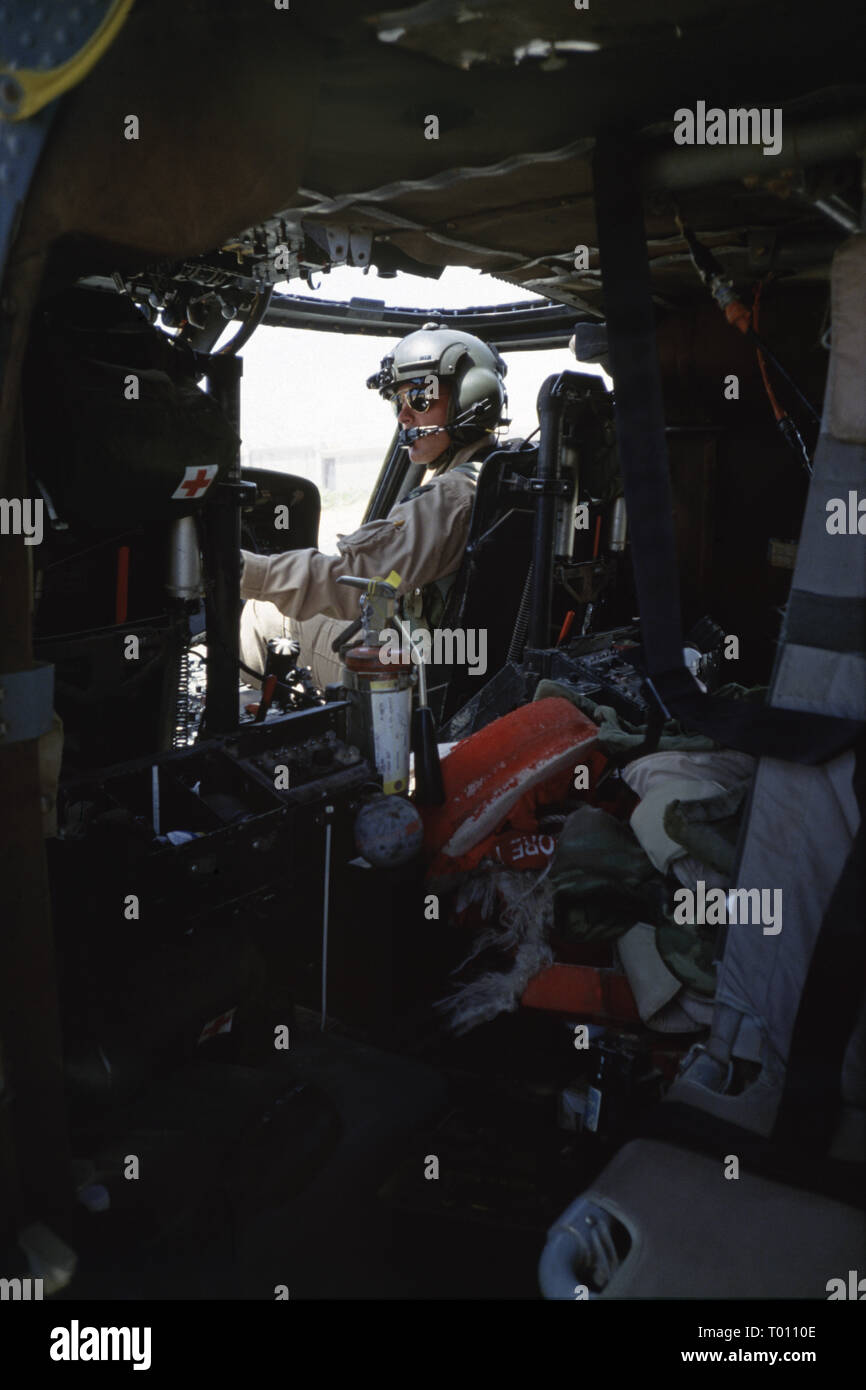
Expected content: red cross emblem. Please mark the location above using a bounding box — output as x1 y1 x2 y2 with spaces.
197 1006 237 1044
172 464 218 500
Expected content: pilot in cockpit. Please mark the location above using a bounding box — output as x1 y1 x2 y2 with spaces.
239 324 508 688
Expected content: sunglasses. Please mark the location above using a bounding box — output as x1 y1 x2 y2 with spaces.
389 380 439 416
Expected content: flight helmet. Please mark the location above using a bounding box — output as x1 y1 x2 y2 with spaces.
367 322 507 444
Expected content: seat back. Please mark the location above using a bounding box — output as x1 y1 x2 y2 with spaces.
425 441 539 723
241 467 321 554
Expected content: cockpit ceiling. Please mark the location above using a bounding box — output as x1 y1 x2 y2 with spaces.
19 0 866 315
293 140 862 315
225 0 866 315
362 0 841 71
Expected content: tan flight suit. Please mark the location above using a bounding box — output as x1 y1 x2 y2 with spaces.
239 442 486 688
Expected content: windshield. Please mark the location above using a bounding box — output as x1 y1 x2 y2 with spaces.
232 265 610 551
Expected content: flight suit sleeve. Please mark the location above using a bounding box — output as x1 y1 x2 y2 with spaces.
239 469 476 622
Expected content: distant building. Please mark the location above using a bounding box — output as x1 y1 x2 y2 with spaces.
242 443 383 496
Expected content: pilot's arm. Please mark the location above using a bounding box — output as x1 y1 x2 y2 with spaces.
240 467 475 622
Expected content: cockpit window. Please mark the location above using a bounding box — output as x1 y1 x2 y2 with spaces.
232 266 609 550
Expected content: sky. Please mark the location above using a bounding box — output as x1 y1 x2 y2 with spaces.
227 264 610 457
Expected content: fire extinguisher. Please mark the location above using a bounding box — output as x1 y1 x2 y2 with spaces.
336 574 412 795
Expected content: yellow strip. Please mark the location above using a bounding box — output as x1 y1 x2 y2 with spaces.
1 0 136 122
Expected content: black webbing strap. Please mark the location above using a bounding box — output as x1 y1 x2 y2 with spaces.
592 136 863 765
592 137 685 679
648 668 862 764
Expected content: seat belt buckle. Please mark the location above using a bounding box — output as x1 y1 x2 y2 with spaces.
642 665 705 722
641 675 673 722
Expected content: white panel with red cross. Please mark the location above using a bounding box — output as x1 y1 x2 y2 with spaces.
171 464 219 500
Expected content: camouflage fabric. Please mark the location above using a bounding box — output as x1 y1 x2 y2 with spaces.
663 778 752 877
550 803 716 995
550 805 666 944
